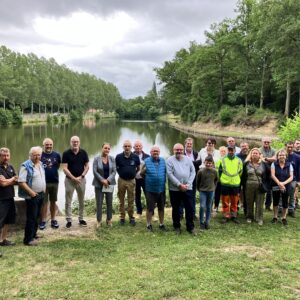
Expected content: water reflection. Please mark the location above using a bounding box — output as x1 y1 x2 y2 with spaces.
0 120 259 209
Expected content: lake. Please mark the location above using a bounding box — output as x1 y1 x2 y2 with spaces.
0 119 258 209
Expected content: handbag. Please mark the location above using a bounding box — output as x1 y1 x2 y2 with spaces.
254 167 268 193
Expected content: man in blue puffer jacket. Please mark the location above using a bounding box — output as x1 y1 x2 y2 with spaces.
141 146 166 232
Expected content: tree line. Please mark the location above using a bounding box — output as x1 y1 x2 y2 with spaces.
155 0 300 122
0 45 122 115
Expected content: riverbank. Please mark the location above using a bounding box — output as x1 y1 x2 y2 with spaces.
22 112 116 124
158 114 279 141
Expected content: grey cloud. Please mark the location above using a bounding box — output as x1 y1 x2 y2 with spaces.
0 0 237 97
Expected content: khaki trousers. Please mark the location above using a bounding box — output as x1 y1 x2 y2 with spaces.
65 177 86 222
118 177 135 220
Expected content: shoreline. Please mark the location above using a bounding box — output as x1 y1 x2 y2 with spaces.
159 115 279 142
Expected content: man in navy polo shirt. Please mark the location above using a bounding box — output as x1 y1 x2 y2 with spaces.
116 140 140 225
0 148 18 249
39 138 61 230
62 136 89 228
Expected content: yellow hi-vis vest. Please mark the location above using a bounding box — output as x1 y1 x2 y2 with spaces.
217 156 243 187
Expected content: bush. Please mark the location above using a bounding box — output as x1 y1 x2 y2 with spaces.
219 106 233 126
0 108 13 126
47 114 53 123
52 115 59 124
94 112 101 121
247 105 256 116
69 110 83 121
60 115 66 123
11 107 23 125
274 113 300 148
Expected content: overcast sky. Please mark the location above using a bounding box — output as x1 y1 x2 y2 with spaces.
0 0 237 98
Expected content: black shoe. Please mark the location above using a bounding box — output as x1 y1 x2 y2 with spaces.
119 219 125 225
271 217 278 224
231 217 240 224
159 224 167 231
129 218 136 226
147 224 153 232
221 218 230 224
205 223 210 230
79 220 87 227
282 218 288 226
188 229 197 236
51 220 59 229
66 221 72 228
175 228 181 235
0 239 15 246
200 223 205 230
24 240 38 246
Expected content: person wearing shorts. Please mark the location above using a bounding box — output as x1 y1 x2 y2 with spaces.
0 148 18 248
40 138 61 229
141 146 167 232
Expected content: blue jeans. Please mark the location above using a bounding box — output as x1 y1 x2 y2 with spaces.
199 191 214 225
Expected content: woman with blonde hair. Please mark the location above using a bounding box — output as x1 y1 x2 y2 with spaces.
242 148 269 225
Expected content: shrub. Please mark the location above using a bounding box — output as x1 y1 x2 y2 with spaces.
0 108 13 126
11 107 23 125
60 115 66 123
274 113 300 149
69 110 83 121
219 106 233 126
47 114 53 123
52 115 59 124
94 112 101 121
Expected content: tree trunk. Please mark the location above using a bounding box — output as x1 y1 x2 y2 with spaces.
38 104 41 115
31 101 34 115
259 60 266 109
3 98 6 110
219 56 224 106
284 79 291 117
245 75 248 115
299 85 300 115
51 102 53 114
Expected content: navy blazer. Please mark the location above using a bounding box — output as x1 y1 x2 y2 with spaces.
92 155 116 187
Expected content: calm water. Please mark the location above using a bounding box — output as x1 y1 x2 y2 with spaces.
0 119 258 209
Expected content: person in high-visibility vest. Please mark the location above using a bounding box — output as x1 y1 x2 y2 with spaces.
217 145 243 223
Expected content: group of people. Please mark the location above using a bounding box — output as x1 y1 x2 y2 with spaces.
0 135 299 252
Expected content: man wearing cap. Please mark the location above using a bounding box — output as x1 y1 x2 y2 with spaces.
260 137 276 211
217 145 243 223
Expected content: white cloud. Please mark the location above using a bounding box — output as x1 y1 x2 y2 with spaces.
30 11 138 62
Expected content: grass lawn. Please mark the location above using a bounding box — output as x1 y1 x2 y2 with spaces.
1 208 300 300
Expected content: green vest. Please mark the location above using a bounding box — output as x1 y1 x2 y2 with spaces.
217 156 243 187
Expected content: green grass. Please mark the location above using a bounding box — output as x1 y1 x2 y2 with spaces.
1 209 300 300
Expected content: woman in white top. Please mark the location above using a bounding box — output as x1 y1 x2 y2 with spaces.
198 137 220 169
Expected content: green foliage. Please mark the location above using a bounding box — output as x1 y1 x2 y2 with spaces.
155 0 300 119
46 114 52 123
274 113 300 148
69 110 83 122
0 45 122 114
219 106 233 126
94 112 101 121
11 107 23 125
60 115 66 123
0 108 13 126
52 115 59 124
